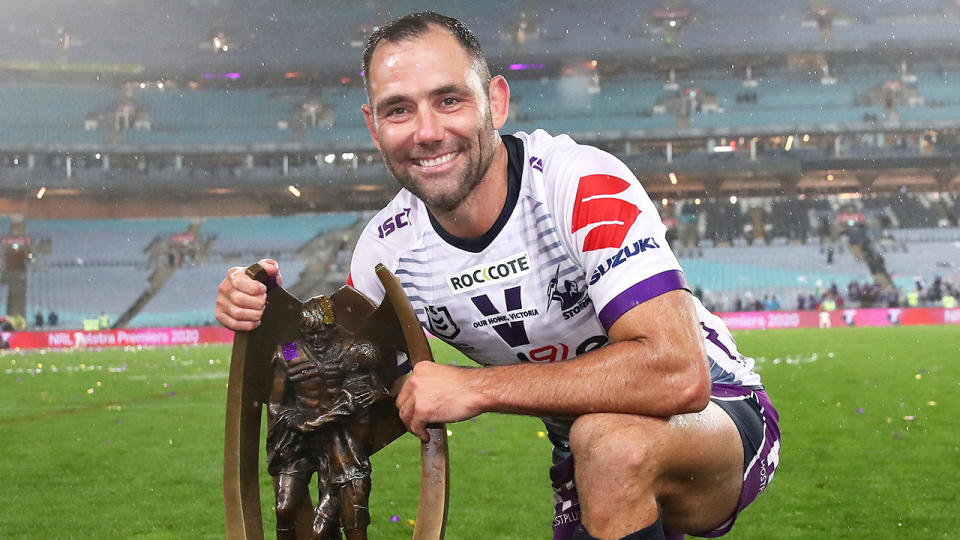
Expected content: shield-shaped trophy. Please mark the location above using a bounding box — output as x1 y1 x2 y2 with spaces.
224 263 449 539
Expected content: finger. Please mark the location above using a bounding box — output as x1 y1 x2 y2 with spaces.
217 299 264 325
225 288 266 311
226 269 268 296
258 259 280 276
215 311 260 332
409 417 430 443
395 396 408 420
257 259 283 286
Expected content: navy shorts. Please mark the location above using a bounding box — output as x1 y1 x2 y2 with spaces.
550 383 780 539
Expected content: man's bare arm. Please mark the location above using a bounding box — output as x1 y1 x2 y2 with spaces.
396 289 711 441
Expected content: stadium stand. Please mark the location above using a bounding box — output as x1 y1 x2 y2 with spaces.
201 213 359 259
681 242 872 310
1 0 960 329
26 265 152 329
25 218 190 267
881 227 960 291
126 258 307 328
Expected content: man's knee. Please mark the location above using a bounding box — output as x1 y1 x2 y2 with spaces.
569 413 659 480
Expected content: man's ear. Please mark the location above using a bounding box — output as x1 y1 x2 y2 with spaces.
362 104 381 151
488 75 510 130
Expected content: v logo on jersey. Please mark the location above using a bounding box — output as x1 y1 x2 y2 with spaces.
471 286 532 348
571 174 641 252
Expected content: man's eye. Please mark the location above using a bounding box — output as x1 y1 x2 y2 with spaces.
388 107 407 116
442 97 459 106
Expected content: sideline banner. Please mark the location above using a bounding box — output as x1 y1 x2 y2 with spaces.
719 307 960 331
1 326 234 350
1 307 959 349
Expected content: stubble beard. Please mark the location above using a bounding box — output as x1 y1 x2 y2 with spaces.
383 116 497 214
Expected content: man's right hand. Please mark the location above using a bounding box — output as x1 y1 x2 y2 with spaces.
215 258 282 331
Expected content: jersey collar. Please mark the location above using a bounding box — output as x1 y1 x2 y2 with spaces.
426 134 523 253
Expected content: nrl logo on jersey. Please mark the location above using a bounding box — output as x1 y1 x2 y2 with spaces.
546 266 592 320
446 251 532 294
425 305 460 339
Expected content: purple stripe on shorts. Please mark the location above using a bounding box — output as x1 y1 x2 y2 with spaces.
597 269 689 330
701 387 781 538
281 341 298 362
550 455 581 540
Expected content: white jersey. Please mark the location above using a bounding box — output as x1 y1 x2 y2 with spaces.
347 130 762 450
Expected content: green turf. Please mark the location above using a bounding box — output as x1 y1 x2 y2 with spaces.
0 325 957 538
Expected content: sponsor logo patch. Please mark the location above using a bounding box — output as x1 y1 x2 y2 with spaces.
588 237 661 285
571 174 641 252
447 251 532 294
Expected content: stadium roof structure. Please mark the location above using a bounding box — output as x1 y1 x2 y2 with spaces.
2 0 959 80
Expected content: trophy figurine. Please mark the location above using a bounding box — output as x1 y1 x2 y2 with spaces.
223 264 448 540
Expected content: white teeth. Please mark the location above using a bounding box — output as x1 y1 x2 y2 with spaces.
417 152 455 167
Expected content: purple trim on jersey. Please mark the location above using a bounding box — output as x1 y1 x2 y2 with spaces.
281 341 298 362
596 269 689 330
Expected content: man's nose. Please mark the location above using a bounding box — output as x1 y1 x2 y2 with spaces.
413 108 443 144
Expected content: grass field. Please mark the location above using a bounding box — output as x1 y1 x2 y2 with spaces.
1 325 958 539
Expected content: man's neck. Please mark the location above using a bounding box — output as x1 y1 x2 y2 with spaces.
428 140 509 239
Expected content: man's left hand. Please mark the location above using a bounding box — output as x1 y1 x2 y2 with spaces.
395 362 486 442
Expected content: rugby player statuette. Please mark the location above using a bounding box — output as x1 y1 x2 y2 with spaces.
224 263 449 539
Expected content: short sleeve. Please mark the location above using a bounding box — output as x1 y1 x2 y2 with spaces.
547 144 687 331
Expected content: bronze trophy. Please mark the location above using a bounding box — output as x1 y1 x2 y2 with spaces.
224 263 449 539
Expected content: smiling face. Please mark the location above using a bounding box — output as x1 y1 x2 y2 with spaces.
362 26 508 214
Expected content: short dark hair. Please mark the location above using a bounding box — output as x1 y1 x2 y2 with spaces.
362 11 490 94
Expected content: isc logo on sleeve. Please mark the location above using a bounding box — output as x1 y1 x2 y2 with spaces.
446 251 532 294
571 174 641 252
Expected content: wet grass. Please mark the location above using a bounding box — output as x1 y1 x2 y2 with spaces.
0 325 957 538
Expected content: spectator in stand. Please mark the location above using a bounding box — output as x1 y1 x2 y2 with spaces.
942 283 958 309
847 280 861 303
34 310 44 328
797 293 806 311
821 292 837 312
906 288 920 307
808 293 818 310
47 311 59 327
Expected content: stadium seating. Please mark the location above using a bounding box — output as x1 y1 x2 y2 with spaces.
0 84 116 128
768 199 814 241
127 258 306 328
25 265 153 329
882 227 960 291
680 243 872 310
26 218 190 266
200 213 359 258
